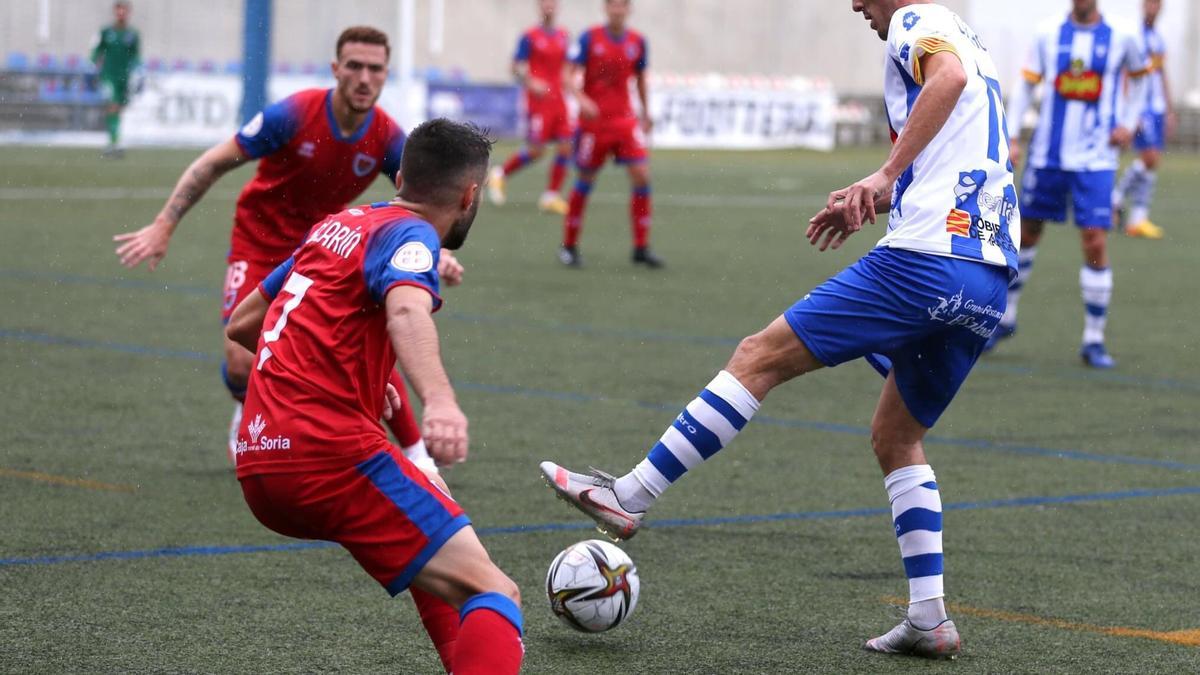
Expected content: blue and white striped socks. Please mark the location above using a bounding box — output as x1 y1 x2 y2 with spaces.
1000 246 1037 329
1080 265 1112 346
615 371 760 512
885 464 947 628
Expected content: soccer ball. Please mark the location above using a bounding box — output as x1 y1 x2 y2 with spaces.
545 539 640 633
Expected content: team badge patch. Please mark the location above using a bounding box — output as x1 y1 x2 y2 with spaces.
240 112 263 137
353 152 378 177
390 242 434 273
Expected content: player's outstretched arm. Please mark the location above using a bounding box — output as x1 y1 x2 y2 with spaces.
225 287 271 353
113 138 249 270
385 285 468 466
826 50 967 229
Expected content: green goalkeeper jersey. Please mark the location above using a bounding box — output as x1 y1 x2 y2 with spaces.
91 25 141 81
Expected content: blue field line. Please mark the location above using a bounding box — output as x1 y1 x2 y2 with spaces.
3 266 1198 394
0 328 213 362
0 269 214 297
2 485 1198 568
4 327 1200 474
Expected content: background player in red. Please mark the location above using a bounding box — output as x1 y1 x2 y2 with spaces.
487 0 573 216
112 27 443 465
560 0 661 268
226 119 522 675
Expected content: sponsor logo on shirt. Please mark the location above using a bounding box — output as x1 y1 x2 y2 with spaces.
236 413 292 455
1055 59 1102 102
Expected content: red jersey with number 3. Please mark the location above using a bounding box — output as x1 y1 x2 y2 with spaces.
235 202 443 478
572 25 647 131
232 89 407 263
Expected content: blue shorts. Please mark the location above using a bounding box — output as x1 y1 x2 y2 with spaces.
784 248 1009 428
1134 112 1166 152
1019 167 1114 228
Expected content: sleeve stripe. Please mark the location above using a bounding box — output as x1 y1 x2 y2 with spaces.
911 37 960 86
1021 69 1043 84
383 280 443 312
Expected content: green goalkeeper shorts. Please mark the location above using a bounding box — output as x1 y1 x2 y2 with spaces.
99 76 130 106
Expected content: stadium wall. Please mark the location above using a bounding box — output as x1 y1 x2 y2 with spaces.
7 0 1197 100
5 0 972 96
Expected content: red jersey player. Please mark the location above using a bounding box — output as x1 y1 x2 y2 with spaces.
113 27 445 465
487 0 573 216
225 120 522 675
560 0 662 268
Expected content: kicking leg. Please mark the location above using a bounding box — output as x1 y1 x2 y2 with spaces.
541 316 822 538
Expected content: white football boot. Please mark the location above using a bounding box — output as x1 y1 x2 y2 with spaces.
540 461 645 541
864 618 961 659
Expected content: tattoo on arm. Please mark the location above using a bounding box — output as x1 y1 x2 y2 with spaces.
160 150 243 227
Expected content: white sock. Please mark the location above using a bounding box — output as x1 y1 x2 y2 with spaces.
1080 266 1112 346
1002 246 1037 327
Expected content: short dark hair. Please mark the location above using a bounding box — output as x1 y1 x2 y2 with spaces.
399 119 494 205
336 26 390 59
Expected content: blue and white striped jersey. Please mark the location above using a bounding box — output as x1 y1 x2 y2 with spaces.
1021 15 1151 171
1141 24 1167 115
881 3 1020 276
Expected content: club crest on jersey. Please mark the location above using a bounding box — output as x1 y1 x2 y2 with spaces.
902 11 921 30
391 242 434 273
1055 59 1102 102
297 141 316 158
353 152 378 177
625 42 639 59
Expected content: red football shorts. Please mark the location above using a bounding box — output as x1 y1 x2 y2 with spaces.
527 100 572 145
221 257 278 323
574 121 648 171
239 448 470 595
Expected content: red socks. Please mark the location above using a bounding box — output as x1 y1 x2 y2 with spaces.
384 371 421 448
453 593 524 675
563 179 593 248
548 153 569 192
501 149 532 177
631 186 652 248
410 587 459 673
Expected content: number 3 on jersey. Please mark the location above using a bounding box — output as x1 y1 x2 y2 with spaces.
256 272 313 371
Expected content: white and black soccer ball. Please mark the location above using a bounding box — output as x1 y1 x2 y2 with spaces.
546 539 640 633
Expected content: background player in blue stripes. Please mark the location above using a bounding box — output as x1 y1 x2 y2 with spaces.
543 0 1022 659
1112 0 1173 240
991 0 1151 368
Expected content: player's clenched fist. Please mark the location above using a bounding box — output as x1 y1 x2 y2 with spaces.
422 398 468 466
113 220 172 270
